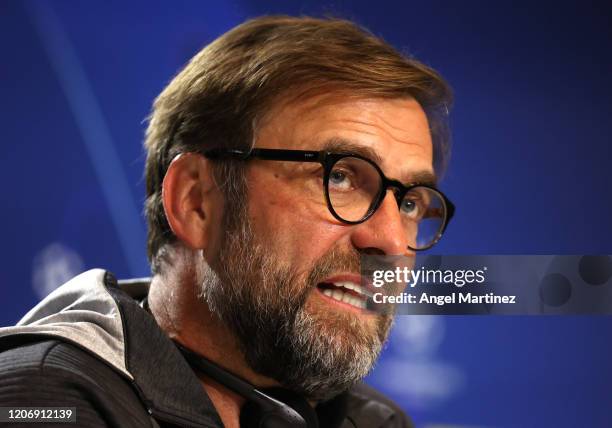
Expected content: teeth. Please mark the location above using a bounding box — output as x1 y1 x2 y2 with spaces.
321 286 366 310
332 281 366 296
340 281 355 291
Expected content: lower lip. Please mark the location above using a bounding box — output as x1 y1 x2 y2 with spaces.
314 287 370 314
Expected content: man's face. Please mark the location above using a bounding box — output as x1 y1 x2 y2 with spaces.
201 94 433 401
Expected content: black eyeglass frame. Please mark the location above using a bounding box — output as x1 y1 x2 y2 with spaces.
203 148 455 250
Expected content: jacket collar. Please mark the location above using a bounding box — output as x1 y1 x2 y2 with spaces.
104 272 224 427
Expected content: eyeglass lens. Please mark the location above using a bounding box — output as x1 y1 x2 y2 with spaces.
326 156 447 250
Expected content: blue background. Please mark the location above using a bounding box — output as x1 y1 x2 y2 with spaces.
2 1 611 427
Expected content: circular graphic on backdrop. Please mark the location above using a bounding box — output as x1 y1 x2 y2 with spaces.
578 255 612 286
32 242 84 299
539 273 572 307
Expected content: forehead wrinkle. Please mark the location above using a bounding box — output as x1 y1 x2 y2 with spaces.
269 94 431 151
372 103 430 135
334 117 430 152
339 114 434 183
281 94 429 144
321 117 432 179
262 95 434 183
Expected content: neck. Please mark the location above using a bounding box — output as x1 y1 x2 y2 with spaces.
147 269 279 428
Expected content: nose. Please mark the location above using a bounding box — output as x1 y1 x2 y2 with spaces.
350 190 411 256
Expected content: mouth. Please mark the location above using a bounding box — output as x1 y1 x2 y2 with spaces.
315 277 373 311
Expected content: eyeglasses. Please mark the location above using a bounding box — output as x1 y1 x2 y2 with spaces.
203 148 455 251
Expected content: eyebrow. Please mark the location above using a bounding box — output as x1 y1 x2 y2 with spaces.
320 137 438 187
404 170 438 187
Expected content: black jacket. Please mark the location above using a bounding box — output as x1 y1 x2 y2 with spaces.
0 270 413 427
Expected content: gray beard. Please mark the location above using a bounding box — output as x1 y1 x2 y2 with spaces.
198 206 393 402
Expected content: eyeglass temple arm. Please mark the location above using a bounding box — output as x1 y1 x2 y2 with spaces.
203 148 323 162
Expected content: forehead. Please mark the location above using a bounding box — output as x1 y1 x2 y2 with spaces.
255 93 434 183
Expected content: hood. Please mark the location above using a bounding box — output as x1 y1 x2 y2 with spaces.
0 269 131 380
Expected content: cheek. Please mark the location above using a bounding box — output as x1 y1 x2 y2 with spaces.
247 171 349 270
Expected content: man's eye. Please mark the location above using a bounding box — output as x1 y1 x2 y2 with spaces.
400 198 421 219
329 169 354 191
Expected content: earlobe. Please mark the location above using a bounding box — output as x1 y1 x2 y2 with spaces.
162 153 213 250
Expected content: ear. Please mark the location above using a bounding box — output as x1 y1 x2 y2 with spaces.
162 153 216 250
